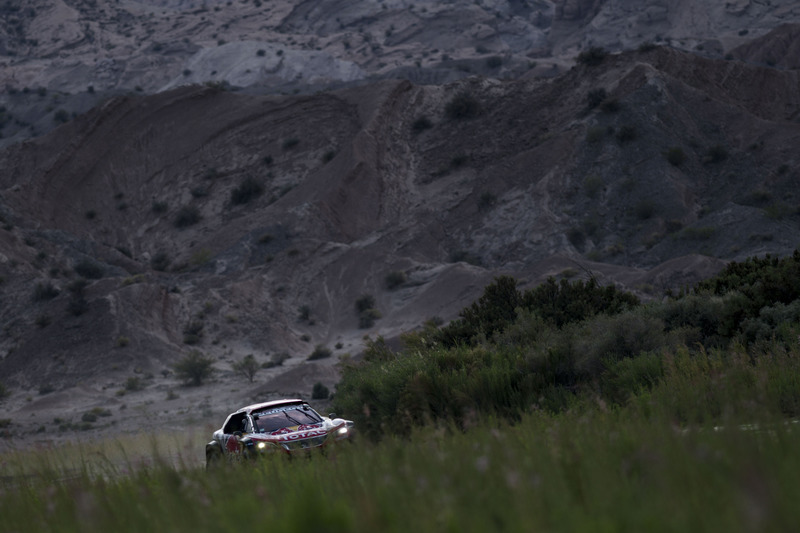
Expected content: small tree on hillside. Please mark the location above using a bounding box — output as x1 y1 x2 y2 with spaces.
232 354 259 382
174 350 215 386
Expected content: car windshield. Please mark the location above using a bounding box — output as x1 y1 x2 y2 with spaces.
252 405 322 433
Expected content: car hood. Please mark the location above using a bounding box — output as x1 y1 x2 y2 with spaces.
248 418 351 443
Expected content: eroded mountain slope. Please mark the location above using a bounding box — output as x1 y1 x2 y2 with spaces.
1 46 798 400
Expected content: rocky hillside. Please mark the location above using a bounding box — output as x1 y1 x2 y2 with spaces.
2 42 800 390
2 0 800 147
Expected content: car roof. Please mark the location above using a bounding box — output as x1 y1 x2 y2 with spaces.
234 398 305 415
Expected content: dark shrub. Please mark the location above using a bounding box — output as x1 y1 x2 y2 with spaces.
567 227 585 247
73 259 103 279
706 144 728 163
359 308 382 329
174 205 200 228
665 147 686 166
312 382 330 400
183 320 204 345
33 282 59 301
384 271 407 290
600 99 620 113
616 125 636 143
262 352 290 368
602 351 664 404
298 304 311 321
67 279 88 297
450 154 469 168
576 47 607 66
412 116 432 133
633 199 656 220
230 177 264 205
53 109 69 123
124 376 144 392
151 251 170 271
282 138 300 150
438 276 521 346
521 277 639 329
486 56 502 69
586 88 606 109
308 345 332 361
445 92 481 119
67 296 89 316
478 192 497 209
355 294 376 313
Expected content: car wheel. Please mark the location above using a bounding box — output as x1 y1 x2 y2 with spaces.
206 448 223 470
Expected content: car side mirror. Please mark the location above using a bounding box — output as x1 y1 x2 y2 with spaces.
328 413 337 419
233 431 243 438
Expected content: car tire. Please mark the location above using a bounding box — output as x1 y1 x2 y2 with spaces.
206 447 223 470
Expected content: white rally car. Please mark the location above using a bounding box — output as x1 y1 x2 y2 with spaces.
205 399 354 467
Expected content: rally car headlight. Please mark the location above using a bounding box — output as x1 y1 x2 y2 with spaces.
257 442 267 450
337 427 349 436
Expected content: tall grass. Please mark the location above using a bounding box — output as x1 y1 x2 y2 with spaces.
2 395 799 532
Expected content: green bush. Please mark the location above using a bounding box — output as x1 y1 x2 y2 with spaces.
601 351 664 404
173 350 215 386
438 276 521 346
333 249 800 440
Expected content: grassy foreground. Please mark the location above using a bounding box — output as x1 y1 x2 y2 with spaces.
1 400 799 533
